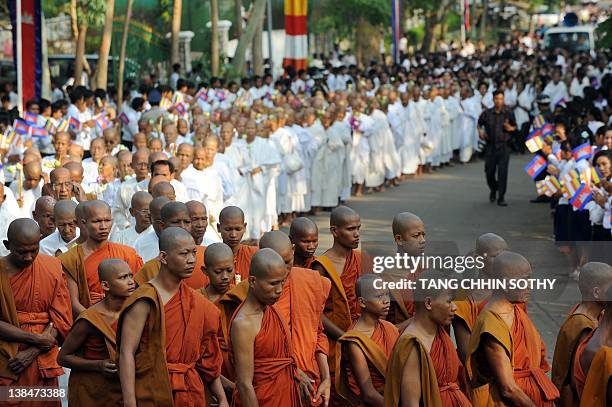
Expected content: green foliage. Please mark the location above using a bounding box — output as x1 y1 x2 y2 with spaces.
596 16 612 49
77 0 106 27
160 0 172 25
310 0 390 34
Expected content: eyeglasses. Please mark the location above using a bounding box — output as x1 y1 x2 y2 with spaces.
52 182 72 189
133 208 150 216
133 162 148 168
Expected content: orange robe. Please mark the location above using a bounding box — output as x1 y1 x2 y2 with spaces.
60 242 143 307
453 293 489 333
336 319 399 405
314 250 364 376
551 309 597 406
382 270 420 325
233 244 257 281
134 246 208 289
579 346 612 407
0 254 73 407
274 267 331 395
467 305 559 406
384 334 443 407
430 328 471 406
229 303 301 406
117 281 222 407
572 329 595 398
67 308 122 406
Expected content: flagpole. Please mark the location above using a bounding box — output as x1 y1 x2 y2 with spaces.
460 0 466 45
16 0 23 115
266 0 273 78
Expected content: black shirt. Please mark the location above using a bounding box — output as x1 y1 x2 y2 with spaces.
478 107 517 150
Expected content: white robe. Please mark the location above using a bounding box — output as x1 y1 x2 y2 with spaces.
293 124 319 212
415 98 432 164
133 226 158 263
339 119 353 201
181 165 225 224
428 97 450 166
9 179 42 219
350 114 370 185
40 228 79 256
110 224 146 248
515 86 535 129
400 102 425 174
308 120 329 205
446 95 463 152
460 95 482 163
233 137 281 239
317 121 346 207
112 177 148 231
270 127 307 214
543 81 569 110
0 189 21 256
360 114 385 187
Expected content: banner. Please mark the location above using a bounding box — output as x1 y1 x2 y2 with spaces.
9 0 43 105
391 0 401 64
283 0 308 72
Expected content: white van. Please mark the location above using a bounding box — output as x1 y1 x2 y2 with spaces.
543 25 598 52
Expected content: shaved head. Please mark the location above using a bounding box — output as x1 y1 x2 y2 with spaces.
161 201 189 223
131 190 153 209
475 233 508 256
219 206 245 223
259 231 292 253
63 161 84 181
150 196 171 216
355 273 384 299
151 181 175 200
23 161 42 178
413 269 454 306
330 205 359 227
186 200 207 215
204 242 234 269
391 212 423 236
289 217 318 239
7 218 41 243
249 248 287 278
159 226 194 253
491 251 531 280
82 200 111 218
49 167 70 183
98 258 130 283
54 199 77 219
578 262 612 301
34 195 56 213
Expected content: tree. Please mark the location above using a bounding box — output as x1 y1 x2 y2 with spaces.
252 12 263 76
93 0 115 89
234 0 242 39
117 0 133 105
210 0 220 76
170 0 182 66
73 0 106 87
230 0 266 78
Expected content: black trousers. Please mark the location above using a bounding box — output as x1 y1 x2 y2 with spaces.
484 148 510 200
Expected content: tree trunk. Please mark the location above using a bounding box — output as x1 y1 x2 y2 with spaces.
230 0 266 79
234 0 242 39
94 0 114 90
421 11 435 55
252 14 263 76
74 23 88 86
70 0 78 41
117 0 132 106
480 0 488 40
170 0 182 65
471 0 477 39
211 0 220 76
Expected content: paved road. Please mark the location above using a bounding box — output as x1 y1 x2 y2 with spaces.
305 153 580 354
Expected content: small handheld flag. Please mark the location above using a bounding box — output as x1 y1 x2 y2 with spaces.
174 103 186 116
95 115 110 131
590 166 603 185
572 142 592 161
524 155 547 179
570 183 593 211
14 119 31 135
561 169 581 198
44 120 56 135
56 119 69 133
23 112 39 125
30 126 49 138
544 175 561 195
69 117 81 131
0 128 16 149
118 112 129 126
525 132 544 153
532 115 546 130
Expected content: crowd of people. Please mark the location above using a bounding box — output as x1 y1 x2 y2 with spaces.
0 37 610 406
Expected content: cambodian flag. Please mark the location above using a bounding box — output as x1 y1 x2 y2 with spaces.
30 126 48 138
541 123 554 142
524 155 547 179
95 115 110 130
572 142 592 161
69 117 81 131
525 130 544 153
14 119 31 135
174 103 186 116
118 112 129 126
570 183 593 211
24 112 39 125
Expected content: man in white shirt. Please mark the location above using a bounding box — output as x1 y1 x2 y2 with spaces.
150 158 189 202
10 161 43 218
542 69 570 110
39 200 79 256
112 148 150 229
133 196 169 262
111 191 153 247
0 184 20 256
170 63 181 90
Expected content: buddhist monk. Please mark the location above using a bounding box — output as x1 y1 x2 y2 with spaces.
0 219 72 406
217 206 257 282
453 233 508 363
289 216 319 269
384 269 470 407
336 274 399 406
230 248 300 406
312 205 364 382
118 227 227 407
186 200 209 246
467 251 559 406
39 199 78 257
74 201 88 244
135 201 207 289
384 212 427 330
577 285 612 407
552 262 612 406
150 180 176 201
57 259 136 406
63 161 85 185
32 195 56 238
47 167 86 202
259 230 332 406
60 200 143 316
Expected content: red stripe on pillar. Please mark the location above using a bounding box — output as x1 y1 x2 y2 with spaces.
284 15 307 36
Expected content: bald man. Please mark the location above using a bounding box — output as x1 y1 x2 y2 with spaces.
289 217 319 269
68 143 84 162
312 206 365 383
32 195 57 238
40 199 79 256
176 143 194 175
181 145 225 226
206 135 241 206
453 233 508 363
151 181 176 201
133 196 170 263
60 200 143 316
217 206 258 282
230 249 300 406
135 201 208 289
110 191 153 247
467 252 559 406
82 137 106 187
0 219 72 401
41 131 70 176
112 148 150 230
10 160 43 218
186 200 211 246
58 259 135 406
118 227 227 407
46 167 86 202
555 262 612 404
63 161 85 185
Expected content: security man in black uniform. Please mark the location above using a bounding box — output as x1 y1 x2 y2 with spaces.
478 90 517 207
